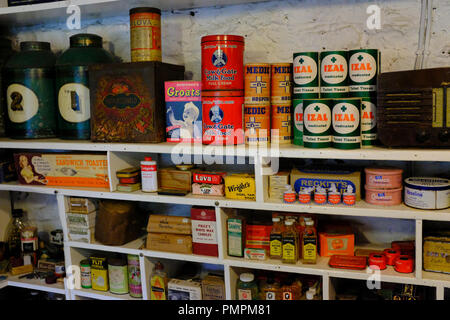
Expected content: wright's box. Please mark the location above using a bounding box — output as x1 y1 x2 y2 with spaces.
14 153 109 188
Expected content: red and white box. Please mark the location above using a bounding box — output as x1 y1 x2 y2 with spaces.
193 172 226 185
190 207 218 257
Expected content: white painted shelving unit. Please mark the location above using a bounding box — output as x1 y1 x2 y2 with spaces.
0 0 449 301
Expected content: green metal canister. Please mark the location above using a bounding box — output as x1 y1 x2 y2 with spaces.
360 96 378 146
348 49 380 97
293 99 304 146
332 98 361 149
293 52 319 99
0 38 15 137
56 34 114 140
302 99 333 148
320 51 349 98
4 41 57 139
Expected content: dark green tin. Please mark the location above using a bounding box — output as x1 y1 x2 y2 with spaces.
332 98 361 149
4 41 57 139
360 96 378 146
293 52 319 99
56 33 114 140
348 49 380 97
0 38 15 137
320 50 349 98
302 98 333 148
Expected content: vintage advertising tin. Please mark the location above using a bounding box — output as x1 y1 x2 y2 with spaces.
365 167 403 189
165 81 202 143
201 35 244 91
348 49 379 97
56 33 114 140
201 91 244 145
90 255 109 292
332 98 361 149
360 96 378 146
4 41 57 139
108 258 129 295
89 61 185 143
404 177 450 210
293 52 319 99
129 7 162 62
320 51 349 98
0 38 15 137
302 99 333 148
80 259 92 289
293 99 304 146
271 104 292 145
244 63 270 105
271 63 292 104
244 104 270 145
127 254 142 298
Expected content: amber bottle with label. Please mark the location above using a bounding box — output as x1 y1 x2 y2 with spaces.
261 275 281 300
282 220 298 264
281 278 302 300
269 217 283 259
302 220 317 264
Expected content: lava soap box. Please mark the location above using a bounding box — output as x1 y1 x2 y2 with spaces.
165 81 202 143
291 167 361 200
14 153 109 188
224 174 256 201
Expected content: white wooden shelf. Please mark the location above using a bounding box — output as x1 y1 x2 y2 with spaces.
0 0 271 27
72 287 140 300
67 237 145 256
4 274 66 295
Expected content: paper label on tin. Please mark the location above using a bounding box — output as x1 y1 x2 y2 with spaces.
192 220 217 244
321 54 348 84
350 85 376 92
7 84 39 123
333 136 361 143
362 133 377 140
304 135 332 143
294 87 320 94
321 86 349 93
294 101 303 133
405 186 450 209
303 103 331 134
349 52 377 83
238 289 252 300
293 55 318 85
361 100 377 132
58 83 90 123
333 102 360 134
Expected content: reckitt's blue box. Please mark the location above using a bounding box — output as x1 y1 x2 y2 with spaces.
165 81 202 143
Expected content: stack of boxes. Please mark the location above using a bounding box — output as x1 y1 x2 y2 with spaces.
67 197 97 243
268 171 290 200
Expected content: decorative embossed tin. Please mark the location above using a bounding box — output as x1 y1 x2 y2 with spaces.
4 41 57 139
56 34 114 140
89 61 184 143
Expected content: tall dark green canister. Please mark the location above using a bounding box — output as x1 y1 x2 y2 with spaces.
4 41 57 139
56 34 114 140
0 38 15 137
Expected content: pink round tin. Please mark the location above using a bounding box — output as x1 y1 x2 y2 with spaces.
364 185 403 206
365 167 403 189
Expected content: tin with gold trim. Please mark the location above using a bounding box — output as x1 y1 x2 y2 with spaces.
129 7 162 62
348 49 380 97
271 63 292 105
302 99 332 148
293 52 319 99
360 96 378 146
332 98 361 149
271 104 292 145
320 51 348 98
244 63 270 106
244 104 270 145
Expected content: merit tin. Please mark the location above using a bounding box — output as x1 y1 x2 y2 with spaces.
201 35 244 91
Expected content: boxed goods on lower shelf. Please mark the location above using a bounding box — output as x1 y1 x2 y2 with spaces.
68 226 95 243
13 153 109 188
168 279 202 300
147 214 192 235
67 211 96 228
146 233 193 254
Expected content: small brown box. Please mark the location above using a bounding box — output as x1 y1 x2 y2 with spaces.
146 233 193 254
158 167 193 192
89 61 185 143
147 215 192 235
201 275 225 300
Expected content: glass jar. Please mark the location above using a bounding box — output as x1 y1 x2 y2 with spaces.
236 273 259 300
4 41 57 139
55 33 114 140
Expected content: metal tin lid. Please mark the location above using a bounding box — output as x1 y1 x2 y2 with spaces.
201 35 245 43
239 273 254 282
404 177 450 191
80 259 90 266
108 258 127 267
365 167 403 175
70 33 103 48
129 7 161 15
20 41 51 51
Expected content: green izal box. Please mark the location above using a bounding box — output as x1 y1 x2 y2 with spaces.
302 98 333 148
332 98 361 149
320 50 349 99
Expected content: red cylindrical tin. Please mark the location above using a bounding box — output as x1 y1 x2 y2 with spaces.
201 35 245 91
202 91 244 145
368 253 387 270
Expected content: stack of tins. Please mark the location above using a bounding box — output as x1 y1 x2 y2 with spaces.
271 63 293 145
244 64 270 144
201 35 245 145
